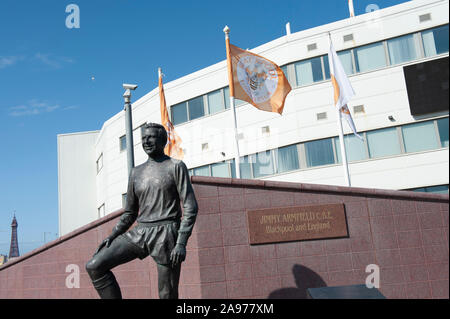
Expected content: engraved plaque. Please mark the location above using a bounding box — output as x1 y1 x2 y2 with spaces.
247 204 349 245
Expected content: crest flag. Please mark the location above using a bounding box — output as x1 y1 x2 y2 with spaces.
159 69 184 160
226 42 291 114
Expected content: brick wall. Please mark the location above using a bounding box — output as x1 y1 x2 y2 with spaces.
0 177 448 299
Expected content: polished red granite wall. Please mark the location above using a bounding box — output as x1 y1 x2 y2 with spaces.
0 177 448 299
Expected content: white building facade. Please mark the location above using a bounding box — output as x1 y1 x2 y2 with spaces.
58 0 449 236
57 131 99 235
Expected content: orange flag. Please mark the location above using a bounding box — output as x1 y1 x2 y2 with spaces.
226 40 291 114
159 69 184 160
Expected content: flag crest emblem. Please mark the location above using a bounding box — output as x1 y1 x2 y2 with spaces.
237 55 278 103
228 43 291 114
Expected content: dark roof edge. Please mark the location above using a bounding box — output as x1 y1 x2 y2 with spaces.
191 176 449 202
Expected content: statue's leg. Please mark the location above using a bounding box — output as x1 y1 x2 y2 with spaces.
85 236 142 299
156 263 181 299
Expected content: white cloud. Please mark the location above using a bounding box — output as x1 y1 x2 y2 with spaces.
0 56 22 69
62 105 79 111
0 54 74 70
34 53 75 68
8 100 78 117
8 100 61 117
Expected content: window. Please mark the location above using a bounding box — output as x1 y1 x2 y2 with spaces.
437 118 449 147
188 118 448 181
188 96 205 121
224 86 246 107
387 34 418 65
239 155 253 179
281 64 295 87
355 42 387 72
276 144 300 173
367 127 401 158
402 121 439 153
207 89 225 115
229 159 237 179
338 50 355 75
411 185 449 194
168 86 248 126
96 153 103 173
211 162 230 178
335 135 367 163
193 165 210 177
171 102 188 125
305 138 335 167
224 87 230 109
422 25 449 57
424 185 448 194
119 135 126 152
425 185 448 194
295 56 324 86
171 96 207 124
252 151 275 177
281 65 288 77
323 55 331 79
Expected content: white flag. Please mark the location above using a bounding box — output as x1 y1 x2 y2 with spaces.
328 41 363 140
348 0 355 17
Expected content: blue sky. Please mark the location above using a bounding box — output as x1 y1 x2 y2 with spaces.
0 0 409 256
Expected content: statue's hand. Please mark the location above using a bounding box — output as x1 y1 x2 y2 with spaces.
93 235 116 256
170 243 186 268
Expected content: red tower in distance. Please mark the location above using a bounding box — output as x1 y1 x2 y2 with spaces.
9 215 19 259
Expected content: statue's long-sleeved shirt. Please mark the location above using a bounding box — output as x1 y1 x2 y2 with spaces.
113 155 198 246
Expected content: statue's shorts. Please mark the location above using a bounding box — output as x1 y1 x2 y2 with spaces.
119 219 180 266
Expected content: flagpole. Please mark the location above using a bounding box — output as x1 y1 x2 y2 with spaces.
336 106 351 187
158 67 168 155
348 0 355 18
328 33 351 187
224 25 241 179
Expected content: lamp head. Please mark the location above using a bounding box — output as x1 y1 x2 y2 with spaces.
123 83 138 90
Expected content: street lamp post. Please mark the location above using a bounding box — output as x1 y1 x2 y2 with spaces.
123 84 138 176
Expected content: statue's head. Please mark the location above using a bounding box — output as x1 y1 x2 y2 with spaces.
142 123 168 158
